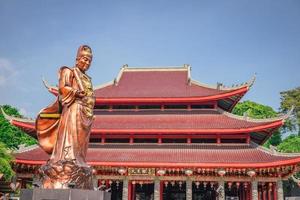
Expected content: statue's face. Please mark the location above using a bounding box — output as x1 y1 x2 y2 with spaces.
76 56 92 72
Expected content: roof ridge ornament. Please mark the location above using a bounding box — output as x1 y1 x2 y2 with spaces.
184 64 192 86
218 107 293 123
0 106 34 123
114 64 128 86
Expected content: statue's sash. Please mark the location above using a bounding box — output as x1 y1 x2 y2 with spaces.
35 98 61 154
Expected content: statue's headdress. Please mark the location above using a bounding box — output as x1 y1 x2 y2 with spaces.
76 45 92 60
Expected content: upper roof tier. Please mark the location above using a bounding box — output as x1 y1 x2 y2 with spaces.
44 65 255 111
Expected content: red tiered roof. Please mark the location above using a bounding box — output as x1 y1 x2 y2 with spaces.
15 143 300 168
44 66 254 111
7 109 287 144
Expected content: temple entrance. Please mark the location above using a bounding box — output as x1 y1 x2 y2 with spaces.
134 182 154 200
111 181 123 200
192 182 217 200
163 181 186 200
97 180 123 200
225 182 251 200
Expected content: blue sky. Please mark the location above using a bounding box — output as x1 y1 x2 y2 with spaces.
0 0 299 118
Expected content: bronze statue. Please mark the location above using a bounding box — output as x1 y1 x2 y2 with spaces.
36 45 95 189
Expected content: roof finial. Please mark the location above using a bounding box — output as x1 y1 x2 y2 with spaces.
184 64 192 85
114 65 128 86
243 112 248 120
217 82 223 90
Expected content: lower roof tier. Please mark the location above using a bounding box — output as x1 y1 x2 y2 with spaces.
7 109 288 144
15 143 300 169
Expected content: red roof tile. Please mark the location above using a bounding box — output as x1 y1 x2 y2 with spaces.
92 110 282 131
94 69 247 99
10 109 284 144
15 144 300 168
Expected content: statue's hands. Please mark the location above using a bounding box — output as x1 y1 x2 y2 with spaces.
76 90 86 98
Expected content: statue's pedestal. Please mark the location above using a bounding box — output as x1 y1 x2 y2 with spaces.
20 188 111 200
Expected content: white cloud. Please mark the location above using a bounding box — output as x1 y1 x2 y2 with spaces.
0 58 18 86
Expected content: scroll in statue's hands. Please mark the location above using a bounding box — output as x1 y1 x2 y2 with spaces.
76 90 86 98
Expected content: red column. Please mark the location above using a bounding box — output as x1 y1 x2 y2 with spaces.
258 184 261 200
129 136 134 144
158 137 162 144
262 183 266 200
268 183 272 200
273 183 277 200
131 182 136 200
160 181 164 200
217 135 221 144
246 134 250 143
128 181 132 200
187 137 191 144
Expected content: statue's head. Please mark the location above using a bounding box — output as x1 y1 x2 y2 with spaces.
76 45 93 72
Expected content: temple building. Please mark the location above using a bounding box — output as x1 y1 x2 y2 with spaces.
4 65 300 200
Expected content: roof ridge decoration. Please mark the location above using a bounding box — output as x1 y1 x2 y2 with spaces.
251 141 300 157
217 106 293 123
113 64 190 86
0 107 35 123
191 74 256 91
15 144 39 153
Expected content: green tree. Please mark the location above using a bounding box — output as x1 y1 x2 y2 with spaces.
277 135 300 195
0 105 37 149
280 87 300 135
232 100 282 146
277 135 300 153
0 142 14 181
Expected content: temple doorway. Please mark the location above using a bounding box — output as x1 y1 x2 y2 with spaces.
134 182 154 200
192 182 217 200
163 181 186 200
111 181 123 200
225 182 251 200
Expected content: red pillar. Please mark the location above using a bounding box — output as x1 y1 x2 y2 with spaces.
268 183 272 200
273 183 277 200
158 137 162 144
101 135 105 144
187 137 191 144
132 182 136 200
258 185 261 200
160 181 164 200
262 183 266 200
129 136 134 144
128 181 132 200
217 135 221 144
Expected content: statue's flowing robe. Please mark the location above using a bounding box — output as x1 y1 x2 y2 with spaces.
49 66 95 166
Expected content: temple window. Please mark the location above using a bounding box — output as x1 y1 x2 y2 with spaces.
138 105 161 110
190 104 214 109
221 138 247 143
112 105 136 109
164 105 188 109
105 138 130 143
162 138 187 143
191 138 217 143
134 138 158 143
89 137 102 143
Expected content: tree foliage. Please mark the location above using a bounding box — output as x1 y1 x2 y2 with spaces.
0 105 37 149
232 100 281 146
277 135 300 153
280 87 300 135
0 142 14 181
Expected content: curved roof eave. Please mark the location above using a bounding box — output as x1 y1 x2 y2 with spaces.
190 74 256 91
